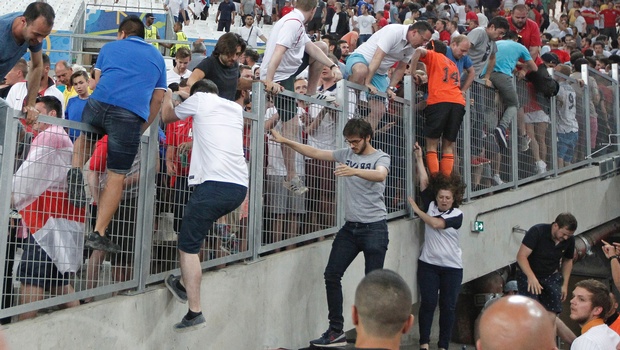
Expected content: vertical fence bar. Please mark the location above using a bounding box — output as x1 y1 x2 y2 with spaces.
581 64 592 160
613 64 620 153
249 81 266 261
136 121 159 291
462 89 472 202
549 94 558 177
0 107 18 313
335 82 348 228
404 77 415 215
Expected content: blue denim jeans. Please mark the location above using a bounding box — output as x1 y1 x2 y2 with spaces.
178 181 247 254
81 98 144 174
417 259 463 349
324 220 389 332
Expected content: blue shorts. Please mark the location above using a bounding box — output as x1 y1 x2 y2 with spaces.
557 131 577 162
178 181 247 254
345 53 389 93
516 270 564 313
19 235 71 291
81 98 144 174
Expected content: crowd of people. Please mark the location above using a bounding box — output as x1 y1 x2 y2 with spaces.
1 0 620 348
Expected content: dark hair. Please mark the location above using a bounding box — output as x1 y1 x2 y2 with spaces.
593 40 605 49
583 48 594 57
41 53 50 67
244 48 260 63
489 16 510 31
428 173 466 208
179 78 189 87
168 82 179 91
175 47 191 59
190 79 219 95
23 2 55 27
118 16 145 38
409 20 433 35
70 70 89 85
504 30 519 41
14 58 29 78
554 212 577 231
213 32 247 58
426 40 447 54
343 118 373 140
575 279 611 320
542 32 553 41
35 95 62 117
355 269 412 338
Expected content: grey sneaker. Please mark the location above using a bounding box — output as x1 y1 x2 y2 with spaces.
309 328 346 347
84 231 121 254
220 233 239 255
173 314 206 333
67 167 87 208
165 274 187 303
518 134 531 152
284 176 308 196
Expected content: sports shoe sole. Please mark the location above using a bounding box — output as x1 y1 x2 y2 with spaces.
84 235 121 254
173 315 206 333
165 275 188 304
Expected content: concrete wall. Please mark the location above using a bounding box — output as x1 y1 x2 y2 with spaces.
3 166 619 349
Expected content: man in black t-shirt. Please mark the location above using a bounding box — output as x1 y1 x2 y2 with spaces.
516 212 578 344
187 33 248 101
216 0 237 32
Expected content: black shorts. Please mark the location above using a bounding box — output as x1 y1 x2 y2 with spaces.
19 235 71 291
307 17 322 32
423 102 465 142
273 52 310 123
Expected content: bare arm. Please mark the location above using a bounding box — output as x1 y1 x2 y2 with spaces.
305 107 331 135
259 34 268 43
525 59 539 72
517 244 543 295
24 50 44 124
409 48 428 86
408 198 448 229
187 67 206 87
264 44 287 91
602 241 620 291
414 142 429 191
269 128 335 161
334 163 388 182
304 41 343 80
162 89 181 124
529 46 540 60
560 258 573 301
461 66 476 92
365 47 389 91
143 89 165 132
388 61 408 89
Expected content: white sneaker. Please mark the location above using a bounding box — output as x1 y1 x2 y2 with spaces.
519 134 531 152
283 176 308 196
535 160 547 174
492 174 504 186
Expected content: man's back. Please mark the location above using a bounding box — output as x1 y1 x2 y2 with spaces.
91 36 166 120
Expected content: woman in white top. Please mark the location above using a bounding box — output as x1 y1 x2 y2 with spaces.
408 142 466 350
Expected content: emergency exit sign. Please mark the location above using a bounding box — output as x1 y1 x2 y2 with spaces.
471 221 484 232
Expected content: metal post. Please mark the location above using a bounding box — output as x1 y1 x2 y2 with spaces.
549 94 558 176
462 88 472 201
612 64 620 153
403 77 415 216
582 64 591 160
249 81 266 261
136 120 159 291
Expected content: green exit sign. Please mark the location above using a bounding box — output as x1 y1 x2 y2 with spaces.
471 221 484 232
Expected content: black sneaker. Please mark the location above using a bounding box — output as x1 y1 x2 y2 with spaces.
165 274 187 303
309 329 346 347
173 314 206 333
67 167 87 208
494 126 508 150
84 231 121 254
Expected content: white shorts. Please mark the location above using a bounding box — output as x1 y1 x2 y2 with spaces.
525 109 550 124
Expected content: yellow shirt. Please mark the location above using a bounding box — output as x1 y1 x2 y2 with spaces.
170 31 191 57
145 25 159 49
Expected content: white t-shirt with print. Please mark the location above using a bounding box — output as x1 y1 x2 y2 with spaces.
356 14 376 35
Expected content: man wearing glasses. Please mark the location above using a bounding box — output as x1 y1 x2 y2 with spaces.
269 118 390 348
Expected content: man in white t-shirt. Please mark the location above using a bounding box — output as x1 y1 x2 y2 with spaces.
6 53 65 117
260 0 343 196
355 4 376 44
346 21 433 132
167 47 193 86
569 279 620 350
162 79 248 333
237 14 268 48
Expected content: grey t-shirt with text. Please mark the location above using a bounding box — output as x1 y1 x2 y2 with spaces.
332 147 390 223
466 26 497 77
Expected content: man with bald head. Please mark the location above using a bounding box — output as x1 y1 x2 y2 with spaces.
352 269 414 350
477 295 558 350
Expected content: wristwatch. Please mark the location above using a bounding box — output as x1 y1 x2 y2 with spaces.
610 255 620 262
388 86 397 92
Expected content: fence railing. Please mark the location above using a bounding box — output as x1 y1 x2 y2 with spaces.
0 62 618 321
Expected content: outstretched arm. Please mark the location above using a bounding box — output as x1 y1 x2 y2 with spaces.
269 128 335 162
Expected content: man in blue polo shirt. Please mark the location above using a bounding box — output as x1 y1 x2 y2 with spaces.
445 35 475 93
67 16 167 253
0 2 55 124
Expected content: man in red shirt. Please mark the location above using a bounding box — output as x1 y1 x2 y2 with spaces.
436 19 451 43
599 2 620 41
580 0 598 27
549 38 571 63
279 0 294 18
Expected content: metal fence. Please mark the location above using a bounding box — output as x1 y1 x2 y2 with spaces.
0 64 618 321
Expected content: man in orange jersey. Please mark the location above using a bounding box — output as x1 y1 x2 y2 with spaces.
411 40 465 176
